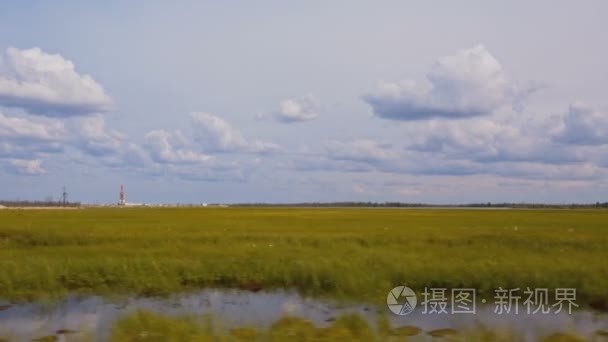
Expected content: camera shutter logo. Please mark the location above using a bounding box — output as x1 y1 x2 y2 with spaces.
387 286 417 315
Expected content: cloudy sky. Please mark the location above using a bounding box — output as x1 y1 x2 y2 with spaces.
1 1 607 204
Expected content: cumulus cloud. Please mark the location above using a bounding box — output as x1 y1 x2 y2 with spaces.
139 112 281 182
70 115 130 157
275 96 319 123
363 45 532 120
0 114 147 172
404 118 574 164
63 115 150 170
0 111 64 142
0 47 112 116
145 129 212 164
190 112 279 153
0 110 145 172
6 158 46 175
0 111 65 160
290 108 605 182
409 119 514 153
553 104 608 145
297 139 486 176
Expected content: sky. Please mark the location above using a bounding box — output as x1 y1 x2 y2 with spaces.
0 1 607 204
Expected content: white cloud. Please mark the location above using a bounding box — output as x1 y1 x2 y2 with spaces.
7 158 46 175
145 129 212 164
0 111 64 141
405 118 556 163
190 112 279 153
553 104 608 145
363 45 533 120
142 131 263 182
62 115 148 169
291 112 605 182
0 44 605 197
409 119 513 155
0 47 112 116
0 111 65 160
141 113 280 182
275 96 319 123
71 115 128 157
0 107 145 174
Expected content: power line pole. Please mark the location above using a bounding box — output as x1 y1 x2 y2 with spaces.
62 186 68 206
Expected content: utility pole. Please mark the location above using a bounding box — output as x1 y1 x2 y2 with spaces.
62 186 68 206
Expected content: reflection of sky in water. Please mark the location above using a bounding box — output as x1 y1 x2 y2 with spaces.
0 290 607 341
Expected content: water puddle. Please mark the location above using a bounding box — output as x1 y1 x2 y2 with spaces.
0 290 607 341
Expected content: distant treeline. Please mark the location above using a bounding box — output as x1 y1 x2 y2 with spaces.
1 200 607 209
232 201 608 209
0 200 81 207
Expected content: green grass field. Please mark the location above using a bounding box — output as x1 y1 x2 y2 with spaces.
0 207 607 309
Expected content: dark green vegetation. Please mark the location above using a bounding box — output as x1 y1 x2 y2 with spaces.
0 208 607 308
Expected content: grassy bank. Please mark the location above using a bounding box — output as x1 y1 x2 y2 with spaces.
0 207 606 308
107 310 593 342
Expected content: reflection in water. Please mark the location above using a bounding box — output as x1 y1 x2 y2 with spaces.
0 290 607 341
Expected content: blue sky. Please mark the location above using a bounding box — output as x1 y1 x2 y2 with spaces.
1 1 607 204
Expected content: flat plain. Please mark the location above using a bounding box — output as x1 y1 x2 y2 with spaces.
1 207 606 310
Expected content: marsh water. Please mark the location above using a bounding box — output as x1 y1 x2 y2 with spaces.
0 290 607 341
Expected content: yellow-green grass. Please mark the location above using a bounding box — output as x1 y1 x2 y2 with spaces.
111 311 380 342
108 310 588 342
0 207 606 308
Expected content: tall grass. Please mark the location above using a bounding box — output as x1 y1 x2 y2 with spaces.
0 208 606 308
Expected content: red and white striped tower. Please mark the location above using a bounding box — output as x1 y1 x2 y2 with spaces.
119 185 125 206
